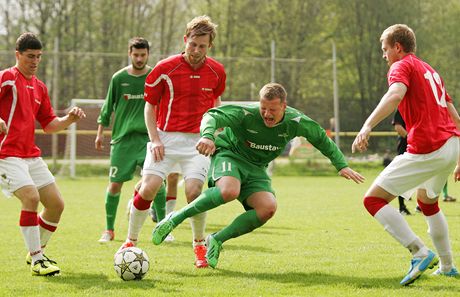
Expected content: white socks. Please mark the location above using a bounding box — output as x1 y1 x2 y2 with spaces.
190 212 207 243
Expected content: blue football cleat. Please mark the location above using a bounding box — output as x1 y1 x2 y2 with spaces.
432 267 459 277
400 250 439 286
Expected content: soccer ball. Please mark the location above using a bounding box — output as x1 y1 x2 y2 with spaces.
114 247 149 281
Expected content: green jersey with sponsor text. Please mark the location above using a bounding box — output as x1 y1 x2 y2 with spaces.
97 67 152 143
201 103 348 171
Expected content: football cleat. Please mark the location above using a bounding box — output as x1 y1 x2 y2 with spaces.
31 259 60 276
205 234 222 269
400 250 438 286
117 241 135 253
26 253 57 265
151 212 176 245
98 230 115 243
432 267 459 277
443 195 457 202
164 233 175 243
194 245 208 268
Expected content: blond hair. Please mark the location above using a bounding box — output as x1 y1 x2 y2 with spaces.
259 83 287 103
185 15 217 45
380 24 416 53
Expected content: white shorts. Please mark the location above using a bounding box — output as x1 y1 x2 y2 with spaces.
143 131 210 182
375 136 459 199
0 157 55 198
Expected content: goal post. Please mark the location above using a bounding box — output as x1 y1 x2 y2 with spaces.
65 99 109 178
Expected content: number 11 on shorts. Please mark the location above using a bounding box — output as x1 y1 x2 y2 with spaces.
222 161 232 172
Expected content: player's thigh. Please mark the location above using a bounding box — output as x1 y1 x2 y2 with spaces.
180 153 210 183
0 157 36 198
110 140 144 183
373 140 457 199
208 152 242 188
38 182 64 212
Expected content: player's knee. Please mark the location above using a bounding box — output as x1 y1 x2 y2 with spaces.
257 200 277 222
363 196 388 216
23 195 40 210
107 182 122 194
219 187 240 202
417 199 440 216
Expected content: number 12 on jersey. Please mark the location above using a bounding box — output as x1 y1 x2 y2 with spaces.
424 70 447 107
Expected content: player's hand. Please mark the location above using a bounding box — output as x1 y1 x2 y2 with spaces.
0 118 7 135
67 107 86 122
196 137 216 156
150 140 165 162
95 135 104 150
351 127 371 153
454 165 460 182
338 167 365 184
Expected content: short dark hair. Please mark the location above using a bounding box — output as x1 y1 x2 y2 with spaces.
129 37 149 53
16 32 42 53
259 83 287 103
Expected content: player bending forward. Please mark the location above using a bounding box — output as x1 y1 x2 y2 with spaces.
152 83 364 268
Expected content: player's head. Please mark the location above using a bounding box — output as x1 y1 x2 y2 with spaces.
183 15 217 66
380 24 416 66
128 37 149 70
15 32 43 78
259 83 287 127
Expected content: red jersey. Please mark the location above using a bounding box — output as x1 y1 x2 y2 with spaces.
0 67 56 158
144 54 226 133
388 54 459 154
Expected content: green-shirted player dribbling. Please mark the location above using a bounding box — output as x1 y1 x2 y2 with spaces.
96 37 166 243
152 82 365 268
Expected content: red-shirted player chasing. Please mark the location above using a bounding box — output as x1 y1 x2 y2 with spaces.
118 15 226 268
352 24 460 285
0 32 85 276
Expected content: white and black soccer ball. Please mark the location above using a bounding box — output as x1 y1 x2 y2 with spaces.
114 247 149 281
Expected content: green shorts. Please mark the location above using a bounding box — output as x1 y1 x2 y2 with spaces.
208 149 275 210
109 133 149 183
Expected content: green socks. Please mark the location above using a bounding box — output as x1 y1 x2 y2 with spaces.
152 182 167 221
105 192 120 231
171 187 225 226
214 209 264 243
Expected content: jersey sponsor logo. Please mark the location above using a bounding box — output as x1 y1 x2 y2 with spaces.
202 88 212 92
26 85 34 89
190 75 200 79
123 94 144 100
121 83 130 87
246 140 280 151
246 129 258 134
278 133 289 137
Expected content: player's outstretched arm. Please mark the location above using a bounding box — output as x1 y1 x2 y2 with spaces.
352 83 406 153
44 106 86 133
338 167 365 184
196 137 216 157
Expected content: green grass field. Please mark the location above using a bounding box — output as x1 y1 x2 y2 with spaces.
1 169 460 296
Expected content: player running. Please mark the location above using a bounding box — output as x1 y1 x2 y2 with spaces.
352 24 460 285
152 82 364 268
118 15 226 268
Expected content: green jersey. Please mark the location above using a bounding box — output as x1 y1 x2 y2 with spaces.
201 103 348 171
97 67 152 143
